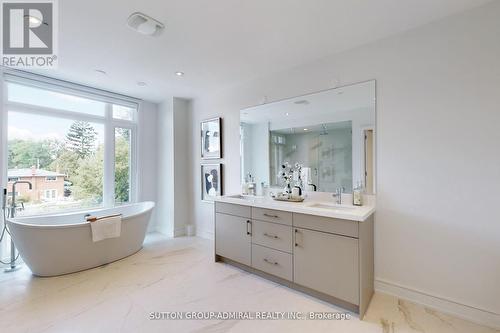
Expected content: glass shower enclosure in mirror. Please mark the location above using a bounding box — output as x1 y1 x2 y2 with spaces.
240 80 376 194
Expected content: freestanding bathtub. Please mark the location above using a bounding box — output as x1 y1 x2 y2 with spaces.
6 201 155 277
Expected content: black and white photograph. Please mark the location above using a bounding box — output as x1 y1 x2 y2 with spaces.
201 163 222 201
200 117 221 159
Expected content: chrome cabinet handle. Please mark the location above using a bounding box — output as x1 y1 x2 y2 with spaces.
263 232 279 239
246 220 252 235
263 258 278 265
263 213 279 218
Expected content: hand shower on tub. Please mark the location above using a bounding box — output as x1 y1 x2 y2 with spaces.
1 188 21 269
1 188 9 242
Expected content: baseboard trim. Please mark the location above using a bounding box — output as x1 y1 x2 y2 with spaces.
174 226 186 237
375 278 500 329
196 229 214 240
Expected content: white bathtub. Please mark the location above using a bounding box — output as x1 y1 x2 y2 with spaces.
6 201 155 277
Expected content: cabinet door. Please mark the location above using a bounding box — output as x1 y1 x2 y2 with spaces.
215 213 251 266
294 228 359 305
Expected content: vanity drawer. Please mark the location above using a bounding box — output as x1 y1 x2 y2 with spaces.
252 207 292 226
252 220 293 253
293 213 358 238
251 244 293 281
216 202 251 218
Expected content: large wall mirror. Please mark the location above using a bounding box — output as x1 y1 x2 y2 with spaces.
240 80 376 194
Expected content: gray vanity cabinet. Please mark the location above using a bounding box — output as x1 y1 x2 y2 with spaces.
293 228 359 305
215 203 252 266
214 201 374 318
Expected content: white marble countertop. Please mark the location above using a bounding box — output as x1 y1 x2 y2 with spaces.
214 193 376 222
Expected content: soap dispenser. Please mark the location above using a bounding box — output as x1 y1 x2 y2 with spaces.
353 181 363 206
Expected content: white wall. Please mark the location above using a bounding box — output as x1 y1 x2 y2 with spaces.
156 97 191 236
157 100 174 236
189 2 500 326
137 101 159 232
172 98 191 236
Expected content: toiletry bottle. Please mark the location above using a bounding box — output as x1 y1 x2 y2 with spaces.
247 182 255 196
353 181 363 206
241 173 249 195
246 174 256 196
260 182 269 197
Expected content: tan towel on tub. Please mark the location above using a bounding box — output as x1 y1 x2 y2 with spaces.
89 214 122 242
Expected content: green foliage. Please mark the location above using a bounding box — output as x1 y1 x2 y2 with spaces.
70 145 104 202
114 135 130 203
8 138 62 169
8 122 131 205
50 150 79 179
65 121 97 159
115 127 130 141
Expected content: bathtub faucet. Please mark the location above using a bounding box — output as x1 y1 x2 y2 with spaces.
3 181 32 272
9 181 32 219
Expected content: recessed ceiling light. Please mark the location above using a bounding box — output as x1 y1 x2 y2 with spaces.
95 69 107 75
303 128 308 131
175 71 184 77
285 112 290 116
137 81 147 87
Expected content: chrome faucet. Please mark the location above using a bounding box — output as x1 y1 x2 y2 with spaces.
9 181 32 219
3 181 32 272
332 186 345 205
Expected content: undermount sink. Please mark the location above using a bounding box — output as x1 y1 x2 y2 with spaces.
226 194 261 200
307 203 357 211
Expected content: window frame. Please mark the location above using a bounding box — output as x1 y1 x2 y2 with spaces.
1 70 140 214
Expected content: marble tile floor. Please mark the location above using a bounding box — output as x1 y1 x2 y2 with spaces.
0 233 497 333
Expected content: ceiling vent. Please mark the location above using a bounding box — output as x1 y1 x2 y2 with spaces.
127 12 164 37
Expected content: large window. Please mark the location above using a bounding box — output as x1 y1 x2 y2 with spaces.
3 73 138 216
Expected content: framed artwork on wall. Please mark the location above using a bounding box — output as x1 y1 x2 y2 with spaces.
201 117 221 159
201 163 222 202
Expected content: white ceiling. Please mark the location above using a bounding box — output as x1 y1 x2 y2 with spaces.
31 0 492 103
